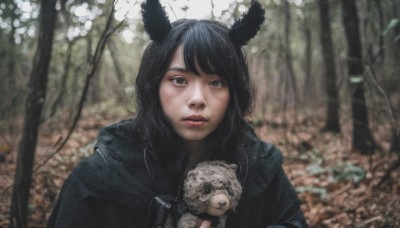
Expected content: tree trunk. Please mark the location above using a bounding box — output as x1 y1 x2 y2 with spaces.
389 0 400 154
86 33 101 104
50 39 74 117
373 0 384 63
277 36 289 110
2 1 18 119
7 0 17 94
340 0 376 154
390 0 400 97
107 40 125 84
107 40 126 102
283 0 300 107
303 14 313 106
318 0 340 132
88 61 103 104
9 0 57 227
390 0 400 62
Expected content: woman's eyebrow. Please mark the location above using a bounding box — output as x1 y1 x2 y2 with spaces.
166 67 189 73
167 67 219 77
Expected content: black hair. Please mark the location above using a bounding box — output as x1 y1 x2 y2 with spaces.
135 19 255 160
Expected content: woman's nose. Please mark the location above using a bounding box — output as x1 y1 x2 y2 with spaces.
188 83 206 109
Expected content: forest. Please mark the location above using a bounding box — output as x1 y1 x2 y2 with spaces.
0 0 399 227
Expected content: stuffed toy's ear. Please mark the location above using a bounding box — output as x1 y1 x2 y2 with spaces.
227 163 238 173
141 0 172 41
229 0 265 46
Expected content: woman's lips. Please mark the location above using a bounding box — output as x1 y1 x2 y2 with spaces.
183 115 207 127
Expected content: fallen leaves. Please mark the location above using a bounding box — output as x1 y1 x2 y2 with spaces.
256 112 400 227
0 105 399 227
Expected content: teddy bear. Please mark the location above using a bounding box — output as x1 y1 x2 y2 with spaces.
177 160 243 228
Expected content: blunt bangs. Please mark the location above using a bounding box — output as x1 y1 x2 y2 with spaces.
180 21 236 79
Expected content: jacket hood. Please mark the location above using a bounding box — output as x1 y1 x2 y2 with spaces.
71 119 175 209
240 129 284 201
71 119 283 208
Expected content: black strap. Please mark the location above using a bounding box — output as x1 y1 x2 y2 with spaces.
171 200 189 220
144 195 175 228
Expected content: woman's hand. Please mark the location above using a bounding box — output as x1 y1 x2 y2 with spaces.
198 219 212 228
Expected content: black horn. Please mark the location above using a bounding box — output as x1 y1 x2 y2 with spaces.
141 0 172 41
229 0 265 46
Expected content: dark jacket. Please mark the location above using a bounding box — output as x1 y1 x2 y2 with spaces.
47 119 308 228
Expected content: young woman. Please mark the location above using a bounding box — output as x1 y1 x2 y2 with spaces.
47 0 308 227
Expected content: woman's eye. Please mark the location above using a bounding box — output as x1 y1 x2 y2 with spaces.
209 80 223 88
171 77 187 85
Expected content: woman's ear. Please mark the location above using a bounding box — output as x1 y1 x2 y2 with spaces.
229 0 265 46
141 0 172 41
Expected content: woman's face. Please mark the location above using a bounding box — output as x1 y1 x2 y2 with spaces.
159 46 230 142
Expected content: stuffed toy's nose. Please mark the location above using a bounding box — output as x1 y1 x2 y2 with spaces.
208 194 230 216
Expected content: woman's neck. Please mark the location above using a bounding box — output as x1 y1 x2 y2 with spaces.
184 140 203 155
183 140 205 174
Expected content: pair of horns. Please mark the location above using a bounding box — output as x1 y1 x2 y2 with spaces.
141 0 265 46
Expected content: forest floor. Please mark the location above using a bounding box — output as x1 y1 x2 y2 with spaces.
0 101 399 227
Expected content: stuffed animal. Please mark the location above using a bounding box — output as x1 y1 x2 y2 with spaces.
177 160 242 228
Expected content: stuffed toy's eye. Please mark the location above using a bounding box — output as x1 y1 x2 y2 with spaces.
227 188 234 196
203 183 212 194
223 182 234 196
